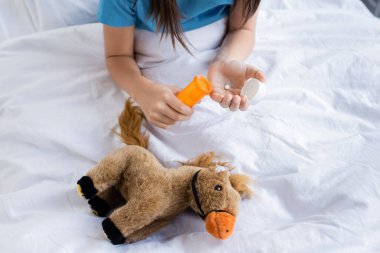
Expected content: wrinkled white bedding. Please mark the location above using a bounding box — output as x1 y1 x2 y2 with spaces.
1 0 380 253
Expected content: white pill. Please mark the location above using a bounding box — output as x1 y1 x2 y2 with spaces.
241 78 266 104
224 84 231 90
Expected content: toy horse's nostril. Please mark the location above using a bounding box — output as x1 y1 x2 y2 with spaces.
205 211 236 240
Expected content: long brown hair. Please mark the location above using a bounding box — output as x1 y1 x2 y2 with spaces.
147 0 261 51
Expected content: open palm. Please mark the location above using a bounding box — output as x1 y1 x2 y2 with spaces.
207 59 265 111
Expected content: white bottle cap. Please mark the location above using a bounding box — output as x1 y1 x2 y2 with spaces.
240 78 266 104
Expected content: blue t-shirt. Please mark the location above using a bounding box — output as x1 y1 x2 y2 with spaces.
97 0 233 32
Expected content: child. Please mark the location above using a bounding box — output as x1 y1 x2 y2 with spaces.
98 0 265 129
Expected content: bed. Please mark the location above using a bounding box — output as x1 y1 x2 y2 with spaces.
1 0 380 252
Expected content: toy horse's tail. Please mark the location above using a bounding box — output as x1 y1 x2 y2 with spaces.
116 98 149 149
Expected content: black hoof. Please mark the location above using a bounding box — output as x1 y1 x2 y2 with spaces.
77 176 97 199
88 196 110 217
102 218 126 245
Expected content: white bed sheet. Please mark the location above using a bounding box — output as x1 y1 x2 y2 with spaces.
1 1 380 253
0 0 98 43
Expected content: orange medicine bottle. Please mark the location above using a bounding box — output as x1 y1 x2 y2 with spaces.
176 75 213 107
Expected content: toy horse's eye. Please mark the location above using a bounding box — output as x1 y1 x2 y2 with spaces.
214 185 223 191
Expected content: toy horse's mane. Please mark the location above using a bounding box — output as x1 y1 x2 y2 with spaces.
180 152 233 171
184 152 253 199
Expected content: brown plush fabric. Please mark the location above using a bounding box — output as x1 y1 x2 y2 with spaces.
77 99 253 243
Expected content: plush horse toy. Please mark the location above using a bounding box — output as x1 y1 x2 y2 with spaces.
77 99 253 244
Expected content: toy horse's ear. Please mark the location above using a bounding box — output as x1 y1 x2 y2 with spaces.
229 174 253 199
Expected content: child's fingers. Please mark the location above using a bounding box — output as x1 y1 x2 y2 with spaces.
168 95 193 116
150 120 170 129
164 105 191 121
166 85 183 95
246 65 266 83
157 114 176 126
150 112 179 128
210 92 224 103
229 95 241 112
239 95 249 111
220 93 233 108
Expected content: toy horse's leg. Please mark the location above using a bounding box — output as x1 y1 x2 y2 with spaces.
125 216 175 243
77 147 131 199
102 198 164 245
88 187 126 217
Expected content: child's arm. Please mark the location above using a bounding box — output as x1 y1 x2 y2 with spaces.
208 0 266 111
103 25 193 129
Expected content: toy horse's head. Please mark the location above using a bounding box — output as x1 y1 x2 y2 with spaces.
183 153 253 240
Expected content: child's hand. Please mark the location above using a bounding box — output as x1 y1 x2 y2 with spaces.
207 59 265 111
134 83 193 129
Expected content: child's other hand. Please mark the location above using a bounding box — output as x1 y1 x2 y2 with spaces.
134 83 193 129
207 59 265 111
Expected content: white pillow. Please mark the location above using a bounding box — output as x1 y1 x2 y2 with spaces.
260 0 369 12
0 0 98 41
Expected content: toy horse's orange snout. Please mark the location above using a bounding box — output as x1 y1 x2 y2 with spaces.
176 75 213 107
205 211 236 240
